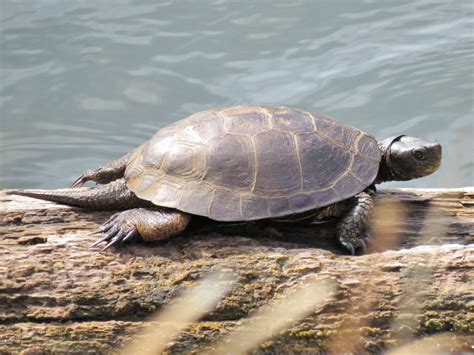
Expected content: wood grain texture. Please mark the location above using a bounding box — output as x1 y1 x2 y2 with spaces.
0 188 473 353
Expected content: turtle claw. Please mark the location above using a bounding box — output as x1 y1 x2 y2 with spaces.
71 175 89 188
100 241 115 252
340 231 371 255
71 168 101 187
121 230 137 243
100 230 126 251
100 230 137 251
90 212 140 251
88 219 117 242
90 232 114 248
71 168 112 188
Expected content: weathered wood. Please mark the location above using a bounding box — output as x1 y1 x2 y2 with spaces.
0 187 473 354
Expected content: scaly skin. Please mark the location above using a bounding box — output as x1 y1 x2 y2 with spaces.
91 208 191 250
10 178 151 211
335 189 375 255
71 151 133 187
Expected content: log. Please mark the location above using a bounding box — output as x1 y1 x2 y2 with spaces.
0 187 473 354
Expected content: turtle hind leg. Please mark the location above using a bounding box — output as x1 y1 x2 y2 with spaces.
91 208 191 251
72 151 132 187
336 187 375 255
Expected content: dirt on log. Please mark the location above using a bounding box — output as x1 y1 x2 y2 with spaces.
0 187 473 354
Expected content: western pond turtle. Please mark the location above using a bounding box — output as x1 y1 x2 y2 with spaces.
13 105 442 254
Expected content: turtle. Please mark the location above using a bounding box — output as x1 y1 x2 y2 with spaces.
11 105 442 254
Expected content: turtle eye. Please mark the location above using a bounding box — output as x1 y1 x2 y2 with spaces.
413 149 425 160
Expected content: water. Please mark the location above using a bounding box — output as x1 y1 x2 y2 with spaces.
1 0 473 189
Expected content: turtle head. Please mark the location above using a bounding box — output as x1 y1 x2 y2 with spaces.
376 135 442 183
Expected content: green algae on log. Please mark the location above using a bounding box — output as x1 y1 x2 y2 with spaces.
0 188 473 353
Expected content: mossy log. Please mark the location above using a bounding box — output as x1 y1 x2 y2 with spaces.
0 187 473 354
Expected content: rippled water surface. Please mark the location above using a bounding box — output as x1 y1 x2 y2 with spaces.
1 0 473 189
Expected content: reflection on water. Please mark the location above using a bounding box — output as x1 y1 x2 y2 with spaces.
1 0 473 188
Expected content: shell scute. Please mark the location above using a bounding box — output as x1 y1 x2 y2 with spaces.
150 178 183 208
209 189 242 221
268 197 292 216
310 188 338 206
222 106 270 134
351 154 381 182
296 132 352 191
269 107 315 133
357 133 380 159
179 114 224 143
332 173 366 198
253 129 301 195
205 134 254 190
142 133 178 168
162 142 206 180
241 195 270 220
288 194 313 212
177 182 214 217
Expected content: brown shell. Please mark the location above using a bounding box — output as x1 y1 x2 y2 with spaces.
124 105 381 221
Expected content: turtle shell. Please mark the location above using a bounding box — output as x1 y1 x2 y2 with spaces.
125 105 381 221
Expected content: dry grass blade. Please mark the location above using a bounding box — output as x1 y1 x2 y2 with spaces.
326 281 377 354
121 269 236 355
211 278 335 354
387 333 461 355
328 198 405 353
370 198 406 252
390 203 449 346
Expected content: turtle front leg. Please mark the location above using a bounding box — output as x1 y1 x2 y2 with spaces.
71 151 133 187
91 208 191 251
336 187 375 255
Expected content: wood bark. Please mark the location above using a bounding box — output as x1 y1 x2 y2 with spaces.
0 187 473 354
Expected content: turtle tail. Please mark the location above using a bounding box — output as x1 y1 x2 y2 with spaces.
7 178 151 211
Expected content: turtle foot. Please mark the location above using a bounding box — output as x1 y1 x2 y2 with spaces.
71 167 117 187
90 208 191 252
90 211 140 251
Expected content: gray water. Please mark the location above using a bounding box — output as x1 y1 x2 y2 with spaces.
1 0 473 189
